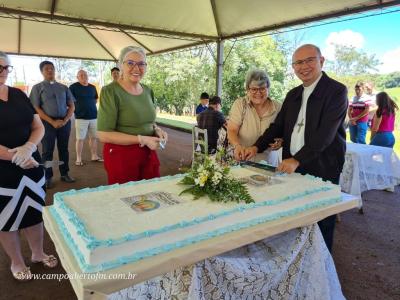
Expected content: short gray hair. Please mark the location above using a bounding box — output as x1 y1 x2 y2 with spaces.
118 46 146 68
0 51 10 64
245 68 271 90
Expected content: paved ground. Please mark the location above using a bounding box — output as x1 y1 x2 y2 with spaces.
0 126 399 300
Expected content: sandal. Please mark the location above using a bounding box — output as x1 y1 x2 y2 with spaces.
91 157 104 162
75 161 84 166
12 267 32 282
32 255 58 269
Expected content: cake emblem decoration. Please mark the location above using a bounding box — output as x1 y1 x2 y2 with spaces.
131 199 160 212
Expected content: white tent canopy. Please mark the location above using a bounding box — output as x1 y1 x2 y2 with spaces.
1 0 399 60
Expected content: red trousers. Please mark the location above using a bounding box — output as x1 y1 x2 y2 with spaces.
103 143 160 185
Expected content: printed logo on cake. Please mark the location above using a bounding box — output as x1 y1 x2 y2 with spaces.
121 192 181 213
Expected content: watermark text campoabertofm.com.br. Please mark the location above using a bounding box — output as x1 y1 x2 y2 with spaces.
32 272 136 282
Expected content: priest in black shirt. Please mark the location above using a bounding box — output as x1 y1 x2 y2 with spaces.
244 44 348 252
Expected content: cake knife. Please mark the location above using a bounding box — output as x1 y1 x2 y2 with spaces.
240 161 276 172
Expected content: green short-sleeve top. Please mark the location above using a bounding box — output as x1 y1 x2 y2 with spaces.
97 81 156 136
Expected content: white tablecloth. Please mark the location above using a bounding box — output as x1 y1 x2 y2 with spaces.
340 143 400 207
109 224 344 300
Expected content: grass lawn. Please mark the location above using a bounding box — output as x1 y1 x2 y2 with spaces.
385 87 400 102
158 113 196 124
156 116 194 132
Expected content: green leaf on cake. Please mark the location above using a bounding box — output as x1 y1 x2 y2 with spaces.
178 153 254 204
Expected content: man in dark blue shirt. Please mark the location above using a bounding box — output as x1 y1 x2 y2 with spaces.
69 70 102 166
197 96 226 153
195 92 209 115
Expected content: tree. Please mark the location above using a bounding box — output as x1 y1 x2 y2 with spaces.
376 72 400 89
145 36 288 116
325 44 380 76
51 57 80 83
79 60 115 86
145 50 215 115
80 60 97 78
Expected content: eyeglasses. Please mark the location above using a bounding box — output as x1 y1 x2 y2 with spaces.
248 86 267 94
0 65 13 73
291 57 318 68
123 60 147 69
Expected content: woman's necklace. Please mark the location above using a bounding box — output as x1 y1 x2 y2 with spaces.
255 99 271 117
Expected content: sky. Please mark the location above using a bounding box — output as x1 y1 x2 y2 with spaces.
6 8 400 86
288 9 400 73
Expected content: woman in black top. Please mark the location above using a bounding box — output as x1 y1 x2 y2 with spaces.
0 52 57 281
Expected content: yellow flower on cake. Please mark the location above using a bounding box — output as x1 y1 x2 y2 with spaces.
199 174 208 187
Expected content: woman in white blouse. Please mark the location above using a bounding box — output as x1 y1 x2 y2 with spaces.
227 68 282 164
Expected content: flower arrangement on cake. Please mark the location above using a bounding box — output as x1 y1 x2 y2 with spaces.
179 154 254 204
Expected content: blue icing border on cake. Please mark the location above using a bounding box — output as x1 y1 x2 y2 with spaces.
53 173 332 251
49 206 92 271
50 194 341 273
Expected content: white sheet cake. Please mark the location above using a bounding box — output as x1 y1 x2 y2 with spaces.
50 167 341 272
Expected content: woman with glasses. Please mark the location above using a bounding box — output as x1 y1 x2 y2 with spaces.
227 68 282 163
97 46 168 184
0 52 58 281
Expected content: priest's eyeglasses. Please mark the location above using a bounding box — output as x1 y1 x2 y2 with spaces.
291 57 317 68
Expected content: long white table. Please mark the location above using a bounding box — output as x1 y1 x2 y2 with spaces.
340 143 400 208
44 193 358 299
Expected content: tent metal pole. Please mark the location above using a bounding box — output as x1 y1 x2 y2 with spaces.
216 40 224 97
17 17 21 54
50 0 57 19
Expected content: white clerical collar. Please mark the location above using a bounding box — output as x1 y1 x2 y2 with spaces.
303 73 322 93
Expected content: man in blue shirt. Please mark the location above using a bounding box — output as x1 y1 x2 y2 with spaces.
197 96 226 153
69 70 102 166
195 92 209 115
30 61 75 188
